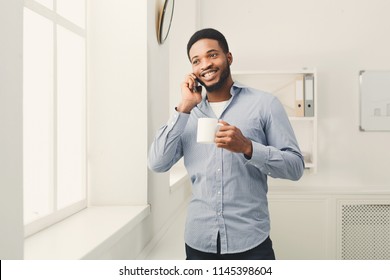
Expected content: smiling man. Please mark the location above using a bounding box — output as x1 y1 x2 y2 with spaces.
148 28 305 260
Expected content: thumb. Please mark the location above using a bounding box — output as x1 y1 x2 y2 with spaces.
218 120 229 126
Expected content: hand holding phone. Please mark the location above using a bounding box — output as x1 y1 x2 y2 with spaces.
187 73 201 93
177 73 202 113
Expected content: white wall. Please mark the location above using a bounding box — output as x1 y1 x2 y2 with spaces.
0 0 24 259
87 0 148 205
169 0 201 109
198 0 390 190
87 0 194 259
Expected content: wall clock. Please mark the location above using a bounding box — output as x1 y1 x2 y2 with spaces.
157 0 175 44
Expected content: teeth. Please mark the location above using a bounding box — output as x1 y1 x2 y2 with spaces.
203 71 216 77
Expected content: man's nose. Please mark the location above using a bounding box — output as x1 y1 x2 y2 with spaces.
200 58 212 71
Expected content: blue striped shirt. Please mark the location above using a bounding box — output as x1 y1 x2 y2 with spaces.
148 82 304 254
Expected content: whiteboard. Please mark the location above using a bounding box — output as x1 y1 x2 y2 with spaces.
359 70 390 131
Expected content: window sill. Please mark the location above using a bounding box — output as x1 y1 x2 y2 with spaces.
24 205 150 259
169 159 189 193
170 173 189 193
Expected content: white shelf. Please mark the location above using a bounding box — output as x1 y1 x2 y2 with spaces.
233 69 318 173
232 69 315 75
289 117 315 121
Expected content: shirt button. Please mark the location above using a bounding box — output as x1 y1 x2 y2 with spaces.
217 168 221 172
218 212 222 216
217 191 221 195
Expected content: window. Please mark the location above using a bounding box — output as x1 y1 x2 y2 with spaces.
23 0 86 236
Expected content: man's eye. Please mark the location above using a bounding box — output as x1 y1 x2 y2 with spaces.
192 60 199 65
210 53 217 58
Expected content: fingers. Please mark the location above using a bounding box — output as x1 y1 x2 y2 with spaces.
215 122 235 143
216 121 233 134
214 122 251 154
218 120 229 126
177 74 202 113
184 73 198 91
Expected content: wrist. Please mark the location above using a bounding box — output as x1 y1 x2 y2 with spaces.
243 139 253 159
176 103 195 114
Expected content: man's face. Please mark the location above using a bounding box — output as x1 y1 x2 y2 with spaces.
189 39 232 92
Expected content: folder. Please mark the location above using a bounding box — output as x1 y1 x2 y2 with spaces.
295 76 304 117
304 74 314 117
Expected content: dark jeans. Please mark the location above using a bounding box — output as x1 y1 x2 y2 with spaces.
185 233 276 260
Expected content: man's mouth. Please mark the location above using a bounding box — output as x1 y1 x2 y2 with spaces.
201 69 218 81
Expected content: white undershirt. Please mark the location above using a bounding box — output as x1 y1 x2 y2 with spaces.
209 100 230 119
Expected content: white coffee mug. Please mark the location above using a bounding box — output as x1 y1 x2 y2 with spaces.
197 118 223 144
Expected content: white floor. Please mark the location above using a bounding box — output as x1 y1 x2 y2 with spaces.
144 205 187 260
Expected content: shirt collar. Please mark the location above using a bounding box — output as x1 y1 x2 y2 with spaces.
231 81 248 95
201 81 246 101
196 81 246 113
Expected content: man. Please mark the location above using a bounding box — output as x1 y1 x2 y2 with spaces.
148 28 304 260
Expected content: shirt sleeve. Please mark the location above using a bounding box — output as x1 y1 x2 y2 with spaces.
245 97 305 180
147 109 190 172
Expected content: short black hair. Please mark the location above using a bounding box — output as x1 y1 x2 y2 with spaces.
187 28 229 60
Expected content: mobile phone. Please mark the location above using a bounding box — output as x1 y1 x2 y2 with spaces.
192 78 199 93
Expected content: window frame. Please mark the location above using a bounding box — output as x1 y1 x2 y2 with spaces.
23 0 87 237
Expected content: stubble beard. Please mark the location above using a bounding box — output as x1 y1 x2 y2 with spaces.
198 61 231 93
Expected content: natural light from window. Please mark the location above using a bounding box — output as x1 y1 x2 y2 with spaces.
23 0 86 236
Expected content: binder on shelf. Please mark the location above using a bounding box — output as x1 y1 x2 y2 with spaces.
295 76 304 117
304 74 314 117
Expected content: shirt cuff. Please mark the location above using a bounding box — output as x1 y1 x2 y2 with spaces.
245 141 268 165
166 109 190 134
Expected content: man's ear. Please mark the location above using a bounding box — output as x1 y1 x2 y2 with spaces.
227 52 233 65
